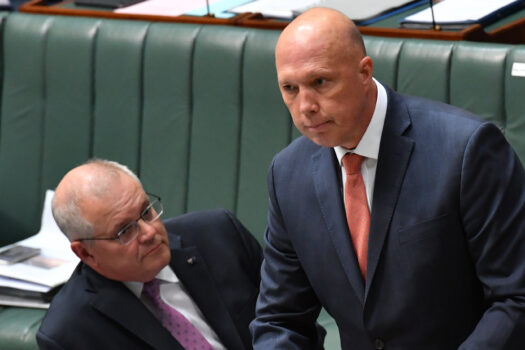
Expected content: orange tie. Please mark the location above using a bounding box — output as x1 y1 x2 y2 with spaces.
342 153 370 279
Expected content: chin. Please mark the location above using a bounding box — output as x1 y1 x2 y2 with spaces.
142 245 170 270
143 258 171 282
309 136 338 148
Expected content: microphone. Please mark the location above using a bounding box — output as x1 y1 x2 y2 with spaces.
204 0 215 17
429 0 441 31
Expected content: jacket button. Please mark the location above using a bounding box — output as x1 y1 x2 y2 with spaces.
374 338 385 349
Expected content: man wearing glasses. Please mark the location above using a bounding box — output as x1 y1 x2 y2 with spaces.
36 159 262 350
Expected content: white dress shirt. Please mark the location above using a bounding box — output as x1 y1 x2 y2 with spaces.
124 266 226 350
334 79 388 213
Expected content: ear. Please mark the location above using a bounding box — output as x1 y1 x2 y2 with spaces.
71 241 98 267
358 56 373 84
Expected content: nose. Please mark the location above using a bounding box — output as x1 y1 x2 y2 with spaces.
298 89 319 116
137 220 157 242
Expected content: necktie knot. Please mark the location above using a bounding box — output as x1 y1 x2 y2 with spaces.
142 278 162 299
342 153 365 175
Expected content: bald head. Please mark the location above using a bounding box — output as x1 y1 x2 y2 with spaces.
53 160 141 241
277 7 366 67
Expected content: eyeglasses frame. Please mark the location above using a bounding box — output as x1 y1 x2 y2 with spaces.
75 192 163 246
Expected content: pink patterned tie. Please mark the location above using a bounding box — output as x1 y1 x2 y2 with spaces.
342 153 370 280
142 279 214 350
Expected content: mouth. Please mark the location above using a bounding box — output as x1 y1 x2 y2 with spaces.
144 241 164 257
305 121 330 131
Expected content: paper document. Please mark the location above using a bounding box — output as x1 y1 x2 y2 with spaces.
116 0 225 17
229 0 318 19
0 275 50 293
185 0 249 17
0 293 50 309
402 0 523 25
0 190 79 291
229 0 416 21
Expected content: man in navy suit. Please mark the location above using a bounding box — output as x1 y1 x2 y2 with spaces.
37 159 262 350
251 7 525 349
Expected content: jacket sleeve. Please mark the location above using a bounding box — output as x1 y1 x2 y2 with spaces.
250 159 325 350
459 123 525 349
36 330 68 350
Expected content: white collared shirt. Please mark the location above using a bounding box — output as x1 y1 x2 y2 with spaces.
334 79 388 213
124 266 226 350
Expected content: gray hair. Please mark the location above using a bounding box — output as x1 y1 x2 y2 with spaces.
52 196 93 242
84 158 141 185
52 159 141 241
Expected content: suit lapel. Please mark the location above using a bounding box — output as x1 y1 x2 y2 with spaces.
365 89 413 300
85 266 184 350
171 246 245 350
312 147 365 303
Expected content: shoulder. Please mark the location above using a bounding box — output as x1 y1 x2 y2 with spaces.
385 88 490 147
164 209 259 253
273 135 319 163
38 264 103 342
164 209 241 237
43 263 92 310
165 210 262 284
390 88 484 130
269 135 327 182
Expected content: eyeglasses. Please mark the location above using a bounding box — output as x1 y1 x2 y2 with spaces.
77 193 164 246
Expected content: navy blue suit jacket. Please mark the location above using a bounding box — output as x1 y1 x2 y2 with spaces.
37 209 262 350
251 87 525 349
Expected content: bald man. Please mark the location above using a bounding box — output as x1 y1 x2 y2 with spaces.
251 7 525 350
37 159 262 350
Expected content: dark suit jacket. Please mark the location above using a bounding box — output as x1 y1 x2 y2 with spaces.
251 87 525 349
37 209 262 350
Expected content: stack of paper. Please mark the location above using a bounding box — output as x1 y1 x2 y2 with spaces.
228 0 417 21
0 190 79 309
400 0 525 30
116 0 419 21
228 0 318 19
115 0 247 18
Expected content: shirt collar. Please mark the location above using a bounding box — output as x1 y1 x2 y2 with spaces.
123 265 178 298
334 78 387 165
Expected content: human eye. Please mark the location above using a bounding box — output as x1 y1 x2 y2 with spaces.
118 223 135 240
281 83 296 93
142 204 154 220
315 78 326 86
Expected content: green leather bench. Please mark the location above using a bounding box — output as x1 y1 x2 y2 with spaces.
0 12 524 349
